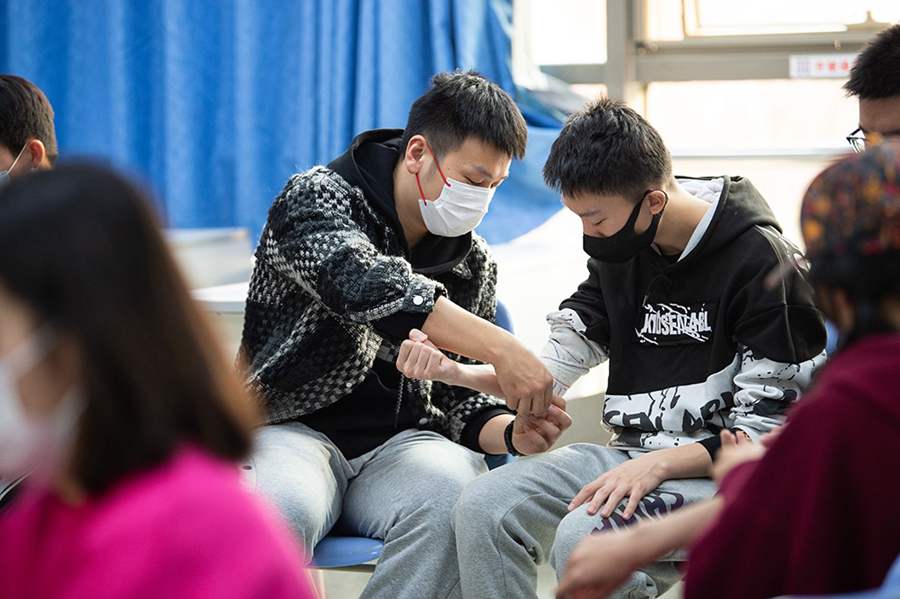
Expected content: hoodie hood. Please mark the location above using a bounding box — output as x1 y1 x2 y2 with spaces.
636 175 784 318
328 129 473 275
676 175 780 266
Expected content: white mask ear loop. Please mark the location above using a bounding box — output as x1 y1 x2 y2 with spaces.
0 144 28 182
414 142 450 205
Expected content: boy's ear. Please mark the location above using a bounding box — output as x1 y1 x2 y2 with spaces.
646 189 668 215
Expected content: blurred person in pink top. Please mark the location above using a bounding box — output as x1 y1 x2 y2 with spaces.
0 164 315 599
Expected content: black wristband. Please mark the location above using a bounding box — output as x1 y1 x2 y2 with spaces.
503 420 523 456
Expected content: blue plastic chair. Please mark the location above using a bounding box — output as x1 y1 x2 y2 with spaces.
495 300 515 335
311 536 385 570
774 554 900 599
311 300 516 570
825 320 839 356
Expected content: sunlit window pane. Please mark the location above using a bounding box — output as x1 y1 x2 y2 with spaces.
519 0 606 65
646 79 856 152
644 0 900 39
570 84 608 100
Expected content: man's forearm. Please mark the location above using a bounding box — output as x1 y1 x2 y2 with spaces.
454 364 504 398
422 296 515 364
423 296 554 417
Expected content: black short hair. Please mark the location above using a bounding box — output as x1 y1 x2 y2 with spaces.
845 24 900 99
543 97 671 201
401 71 527 159
0 75 58 164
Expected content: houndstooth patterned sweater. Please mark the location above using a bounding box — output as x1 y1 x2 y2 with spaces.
239 166 506 444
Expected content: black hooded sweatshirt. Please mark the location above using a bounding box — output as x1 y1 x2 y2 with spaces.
559 176 827 452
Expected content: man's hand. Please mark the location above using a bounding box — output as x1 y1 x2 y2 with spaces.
511 395 573 455
418 296 555 416
396 329 461 385
492 341 554 417
569 452 669 520
556 529 645 599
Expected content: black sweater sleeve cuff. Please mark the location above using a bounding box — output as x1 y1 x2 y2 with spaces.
372 310 429 342
460 406 514 454
372 286 441 342
699 434 723 460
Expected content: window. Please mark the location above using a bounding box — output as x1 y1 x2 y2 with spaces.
646 79 856 153
646 0 900 40
516 0 607 66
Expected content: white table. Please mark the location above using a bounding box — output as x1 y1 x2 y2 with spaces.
194 281 249 315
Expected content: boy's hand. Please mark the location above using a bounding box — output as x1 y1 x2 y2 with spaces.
568 451 668 520
396 329 461 385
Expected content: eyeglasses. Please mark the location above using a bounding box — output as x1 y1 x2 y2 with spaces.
846 128 867 153
846 128 900 153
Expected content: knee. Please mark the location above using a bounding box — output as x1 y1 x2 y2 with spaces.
378 465 483 546
244 459 332 555
453 469 508 533
414 464 483 523
550 505 600 575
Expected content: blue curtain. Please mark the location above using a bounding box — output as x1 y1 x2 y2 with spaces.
0 0 561 244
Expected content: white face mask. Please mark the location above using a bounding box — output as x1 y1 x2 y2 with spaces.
0 328 81 483
415 147 495 238
0 144 28 187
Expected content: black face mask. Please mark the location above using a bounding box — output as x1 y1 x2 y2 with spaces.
583 190 666 263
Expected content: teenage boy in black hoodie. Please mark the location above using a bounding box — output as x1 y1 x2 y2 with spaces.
400 97 826 599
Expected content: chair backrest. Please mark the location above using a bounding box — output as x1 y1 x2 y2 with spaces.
495 300 515 334
824 320 839 355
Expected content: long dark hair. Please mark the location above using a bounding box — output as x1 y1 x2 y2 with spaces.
0 163 256 495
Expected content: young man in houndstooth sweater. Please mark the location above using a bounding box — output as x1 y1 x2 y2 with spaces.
238 71 570 599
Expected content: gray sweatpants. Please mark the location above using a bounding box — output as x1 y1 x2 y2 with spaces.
243 422 487 599
453 443 716 599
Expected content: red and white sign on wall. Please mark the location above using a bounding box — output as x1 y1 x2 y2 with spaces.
789 53 857 79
